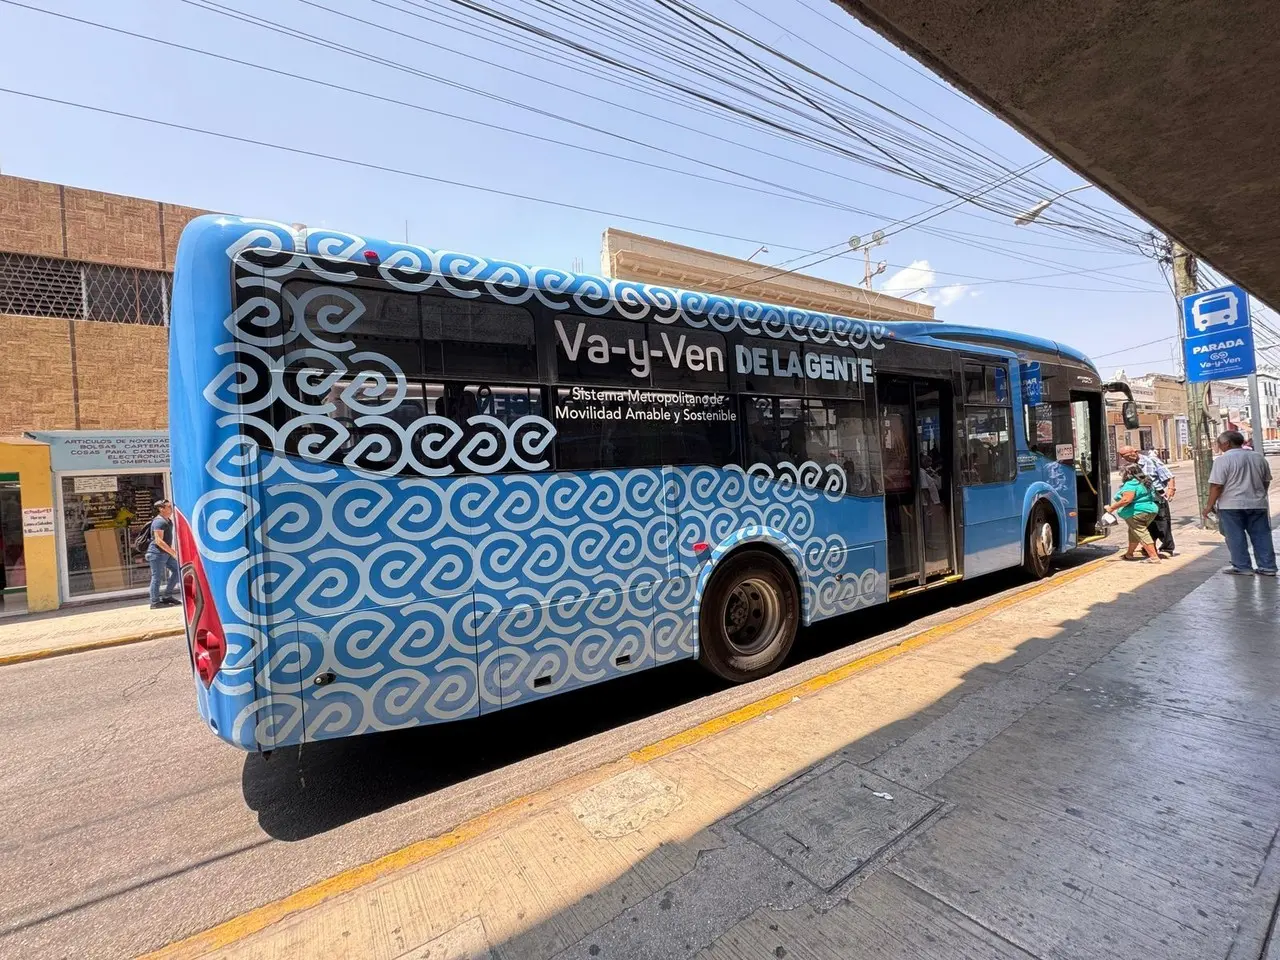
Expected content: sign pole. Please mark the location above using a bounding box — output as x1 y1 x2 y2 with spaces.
1176 246 1258 518
1171 243 1213 518
1247 373 1264 445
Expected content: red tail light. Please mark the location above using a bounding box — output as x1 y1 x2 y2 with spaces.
175 510 227 687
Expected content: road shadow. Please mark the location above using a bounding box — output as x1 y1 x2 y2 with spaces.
242 547 1113 841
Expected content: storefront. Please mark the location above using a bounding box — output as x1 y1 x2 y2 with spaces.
25 430 170 605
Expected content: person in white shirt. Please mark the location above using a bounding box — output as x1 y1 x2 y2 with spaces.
1202 431 1275 576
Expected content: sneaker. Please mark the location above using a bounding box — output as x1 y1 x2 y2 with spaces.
159 596 182 606
1258 570 1278 577
1159 550 1175 558
1224 566 1254 575
149 601 166 609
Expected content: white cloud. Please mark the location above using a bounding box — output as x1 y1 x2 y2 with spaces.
879 259 971 308
881 259 934 299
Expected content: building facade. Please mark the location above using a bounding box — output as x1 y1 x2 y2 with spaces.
1239 367 1280 441
601 229 936 322
1106 370 1189 463
0 174 209 613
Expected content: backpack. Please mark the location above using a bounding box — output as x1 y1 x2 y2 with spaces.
132 523 154 554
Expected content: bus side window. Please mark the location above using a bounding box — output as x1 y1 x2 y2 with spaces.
283 280 425 377
423 295 538 381
961 407 1015 484
438 383 549 474
743 396 882 497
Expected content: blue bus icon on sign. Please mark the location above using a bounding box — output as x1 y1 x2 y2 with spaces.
1183 284 1250 339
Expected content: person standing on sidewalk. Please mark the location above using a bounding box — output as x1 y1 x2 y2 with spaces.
1104 464 1161 563
146 500 182 607
1202 430 1275 576
1118 445 1178 556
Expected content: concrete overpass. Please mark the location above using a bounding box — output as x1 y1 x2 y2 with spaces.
835 0 1280 305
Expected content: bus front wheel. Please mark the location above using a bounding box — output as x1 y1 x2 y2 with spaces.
1023 502 1055 580
698 549 799 683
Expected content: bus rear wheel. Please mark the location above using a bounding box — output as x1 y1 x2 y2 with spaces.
1023 502 1055 580
698 549 799 683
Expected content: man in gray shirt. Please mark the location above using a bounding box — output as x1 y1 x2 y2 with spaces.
1203 430 1275 575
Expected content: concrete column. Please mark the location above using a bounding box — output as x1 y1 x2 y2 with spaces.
0 438 59 612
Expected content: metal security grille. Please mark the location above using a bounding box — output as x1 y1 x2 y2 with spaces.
0 252 170 325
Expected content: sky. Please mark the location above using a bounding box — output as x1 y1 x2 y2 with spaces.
2 0 1275 377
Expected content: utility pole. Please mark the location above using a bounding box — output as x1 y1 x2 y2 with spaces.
860 231 887 289
1171 241 1213 517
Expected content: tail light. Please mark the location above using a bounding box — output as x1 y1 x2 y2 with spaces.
175 510 226 687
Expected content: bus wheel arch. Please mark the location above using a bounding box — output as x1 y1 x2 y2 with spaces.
1023 498 1059 579
696 544 802 683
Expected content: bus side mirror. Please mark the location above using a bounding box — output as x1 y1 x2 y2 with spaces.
1122 401 1140 430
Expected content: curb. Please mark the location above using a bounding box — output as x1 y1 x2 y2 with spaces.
141 554 1114 960
0 628 185 667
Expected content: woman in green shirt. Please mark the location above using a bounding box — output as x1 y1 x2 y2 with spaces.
1103 464 1161 562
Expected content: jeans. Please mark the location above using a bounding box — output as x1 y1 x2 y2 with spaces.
1218 509 1277 573
148 551 180 603
1147 499 1176 554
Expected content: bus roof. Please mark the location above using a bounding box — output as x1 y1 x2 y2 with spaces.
182 215 1099 377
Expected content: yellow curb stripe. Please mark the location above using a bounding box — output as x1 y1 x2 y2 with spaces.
629 556 1109 764
141 555 1109 960
135 785 590 960
0 629 184 667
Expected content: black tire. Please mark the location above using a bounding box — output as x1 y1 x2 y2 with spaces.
698 549 800 683
1023 502 1055 580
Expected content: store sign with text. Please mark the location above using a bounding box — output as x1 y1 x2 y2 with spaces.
26 431 170 472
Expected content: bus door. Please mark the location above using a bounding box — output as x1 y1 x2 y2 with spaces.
1070 390 1106 539
878 376 955 589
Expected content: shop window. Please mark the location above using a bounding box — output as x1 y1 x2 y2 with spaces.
60 473 168 598
744 396 882 497
0 478 25 609
961 407 1014 485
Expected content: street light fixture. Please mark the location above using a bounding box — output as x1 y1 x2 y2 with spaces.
1013 183 1095 226
746 245 769 261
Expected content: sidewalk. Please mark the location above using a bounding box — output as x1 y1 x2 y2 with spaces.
148 516 1280 958
0 596 183 666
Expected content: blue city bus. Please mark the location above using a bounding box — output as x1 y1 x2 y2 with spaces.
169 216 1111 751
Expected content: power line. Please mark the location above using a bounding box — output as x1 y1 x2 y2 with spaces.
0 80 1162 304
180 0 1148 255
7 0 1155 298
1092 336 1177 360
0 85 815 251
1 0 903 220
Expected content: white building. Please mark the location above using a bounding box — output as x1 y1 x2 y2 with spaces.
1226 367 1280 441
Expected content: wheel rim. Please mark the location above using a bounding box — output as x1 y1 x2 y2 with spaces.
1033 521 1054 561
723 576 783 655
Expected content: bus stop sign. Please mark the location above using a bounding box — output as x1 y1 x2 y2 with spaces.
1181 284 1256 382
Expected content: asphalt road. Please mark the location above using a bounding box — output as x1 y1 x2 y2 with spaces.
0 540 1131 960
